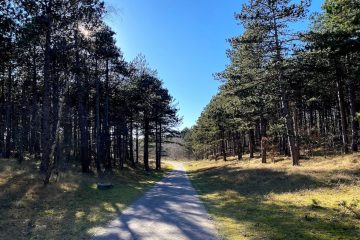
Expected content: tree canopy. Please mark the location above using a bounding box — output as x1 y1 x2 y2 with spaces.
0 0 180 184
186 0 360 164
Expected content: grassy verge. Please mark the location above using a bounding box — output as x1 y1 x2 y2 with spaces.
0 158 171 240
186 154 360 240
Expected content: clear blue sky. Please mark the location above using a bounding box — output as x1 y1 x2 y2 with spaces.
104 0 323 129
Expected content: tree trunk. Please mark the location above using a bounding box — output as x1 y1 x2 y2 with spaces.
30 45 39 155
158 122 162 170
335 62 349 154
260 116 267 164
44 73 70 185
104 59 111 170
95 57 102 175
5 65 12 158
75 29 90 173
281 90 300 165
41 2 52 175
51 63 59 153
273 14 300 166
221 130 227 161
155 122 162 170
237 131 243 160
129 119 135 167
249 129 255 158
155 122 159 169
135 126 139 164
0 72 4 157
232 132 236 157
63 94 72 165
348 80 358 152
143 119 150 171
118 131 124 170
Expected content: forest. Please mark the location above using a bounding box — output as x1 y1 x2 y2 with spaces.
182 2 360 238
0 0 179 185
1 0 360 239
184 0 360 165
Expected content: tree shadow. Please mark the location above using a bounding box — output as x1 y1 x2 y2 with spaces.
89 169 218 240
0 168 43 239
204 196 360 240
46 168 170 239
190 166 326 196
0 158 170 240
187 164 360 239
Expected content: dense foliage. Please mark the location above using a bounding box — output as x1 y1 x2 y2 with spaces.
186 0 360 164
0 0 179 184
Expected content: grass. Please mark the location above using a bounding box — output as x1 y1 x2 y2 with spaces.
0 158 171 240
186 154 360 240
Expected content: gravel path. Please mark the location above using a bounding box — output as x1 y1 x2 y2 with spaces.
90 162 219 240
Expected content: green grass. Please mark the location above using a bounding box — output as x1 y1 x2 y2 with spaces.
0 158 171 240
186 154 360 240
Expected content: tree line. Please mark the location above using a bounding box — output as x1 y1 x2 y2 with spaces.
0 0 179 184
185 0 360 164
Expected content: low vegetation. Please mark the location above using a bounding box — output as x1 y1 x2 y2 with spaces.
0 158 171 240
186 154 360 240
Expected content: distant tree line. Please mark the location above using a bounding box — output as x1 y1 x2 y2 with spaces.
185 0 360 164
0 0 179 184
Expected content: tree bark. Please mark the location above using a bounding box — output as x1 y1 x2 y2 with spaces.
143 118 150 171
104 59 111 170
237 131 243 160
118 131 124 170
335 62 349 154
129 119 135 167
280 89 300 165
221 130 227 161
95 57 102 175
44 71 71 185
30 45 39 155
348 79 358 152
155 122 162 170
135 126 139 164
249 129 255 158
158 122 162 170
155 122 160 169
40 1 52 174
5 65 12 158
75 29 90 173
260 116 267 164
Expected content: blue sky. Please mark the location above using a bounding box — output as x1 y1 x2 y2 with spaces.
104 0 323 129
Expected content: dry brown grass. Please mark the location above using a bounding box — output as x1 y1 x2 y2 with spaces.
186 153 360 240
0 158 170 240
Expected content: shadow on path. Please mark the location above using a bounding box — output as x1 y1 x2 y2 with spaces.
90 163 219 240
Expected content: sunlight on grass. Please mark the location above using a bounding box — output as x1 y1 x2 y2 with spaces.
186 154 360 240
0 158 172 240
60 182 79 192
75 211 86 219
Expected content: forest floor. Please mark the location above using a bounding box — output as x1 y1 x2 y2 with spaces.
186 153 360 240
0 158 171 240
